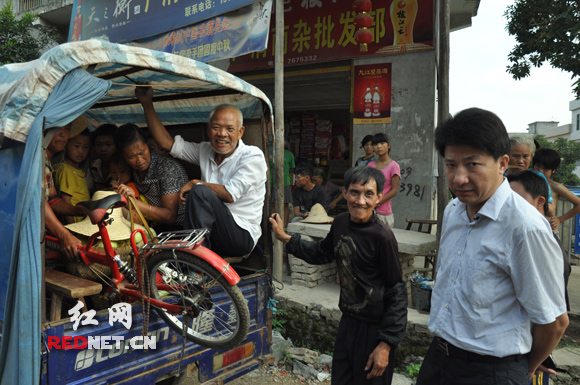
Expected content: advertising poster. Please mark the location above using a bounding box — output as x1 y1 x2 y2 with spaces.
127 0 272 63
353 63 392 124
68 0 257 43
228 0 433 73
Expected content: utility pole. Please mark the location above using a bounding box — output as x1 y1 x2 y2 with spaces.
273 0 285 282
434 0 450 279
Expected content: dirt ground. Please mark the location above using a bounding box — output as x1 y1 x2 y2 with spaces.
560 313 580 348
228 364 324 384
180 314 580 385
179 363 326 384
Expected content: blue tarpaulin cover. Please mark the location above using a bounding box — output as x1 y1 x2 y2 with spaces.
0 68 111 385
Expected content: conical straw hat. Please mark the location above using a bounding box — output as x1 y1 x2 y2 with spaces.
65 190 147 241
300 203 334 224
69 115 88 138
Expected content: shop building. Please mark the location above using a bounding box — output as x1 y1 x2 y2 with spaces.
223 0 480 226
7 0 480 227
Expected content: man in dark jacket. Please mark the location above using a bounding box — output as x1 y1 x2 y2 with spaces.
270 166 408 385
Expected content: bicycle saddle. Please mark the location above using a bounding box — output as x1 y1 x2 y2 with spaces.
75 194 127 225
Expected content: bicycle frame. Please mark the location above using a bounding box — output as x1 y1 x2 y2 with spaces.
47 216 241 315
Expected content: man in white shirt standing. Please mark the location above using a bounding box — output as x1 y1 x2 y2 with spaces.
416 108 568 385
136 87 267 257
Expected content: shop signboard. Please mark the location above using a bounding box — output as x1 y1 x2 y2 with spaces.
227 0 434 73
353 63 392 124
68 0 257 43
127 1 272 63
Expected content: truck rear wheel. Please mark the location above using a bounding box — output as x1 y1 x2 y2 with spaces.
146 250 250 349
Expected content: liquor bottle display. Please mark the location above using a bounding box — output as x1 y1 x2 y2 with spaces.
364 87 372 117
390 0 418 46
372 83 381 117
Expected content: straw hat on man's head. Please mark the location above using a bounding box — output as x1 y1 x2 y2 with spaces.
65 190 147 241
300 203 334 224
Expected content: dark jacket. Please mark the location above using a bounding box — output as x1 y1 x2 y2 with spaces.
286 213 407 348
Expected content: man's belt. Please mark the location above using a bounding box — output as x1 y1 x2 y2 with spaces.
435 337 523 363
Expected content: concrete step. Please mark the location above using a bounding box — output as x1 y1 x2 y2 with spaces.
552 346 580 381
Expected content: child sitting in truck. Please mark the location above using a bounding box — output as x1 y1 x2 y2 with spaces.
90 123 118 191
54 128 91 224
109 153 152 225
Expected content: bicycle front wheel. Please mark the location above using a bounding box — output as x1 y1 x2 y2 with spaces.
146 250 250 349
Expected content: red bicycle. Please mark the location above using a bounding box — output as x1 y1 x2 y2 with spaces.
46 193 250 350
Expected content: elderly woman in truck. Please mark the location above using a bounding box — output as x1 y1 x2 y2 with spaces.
113 123 189 232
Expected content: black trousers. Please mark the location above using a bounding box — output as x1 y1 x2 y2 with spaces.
183 185 254 257
332 315 396 385
416 338 528 385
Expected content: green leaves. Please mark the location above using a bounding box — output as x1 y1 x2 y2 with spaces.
0 0 58 65
505 0 580 97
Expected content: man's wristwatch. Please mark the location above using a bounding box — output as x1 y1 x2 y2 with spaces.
196 181 204 186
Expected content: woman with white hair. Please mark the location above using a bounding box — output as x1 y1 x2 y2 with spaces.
507 134 536 174
507 134 556 228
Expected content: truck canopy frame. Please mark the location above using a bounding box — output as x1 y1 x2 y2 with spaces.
0 39 274 385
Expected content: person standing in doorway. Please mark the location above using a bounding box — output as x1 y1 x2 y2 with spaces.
368 133 400 228
355 135 377 166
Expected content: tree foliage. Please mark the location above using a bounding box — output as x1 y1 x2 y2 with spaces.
505 0 580 98
0 0 58 65
535 136 580 186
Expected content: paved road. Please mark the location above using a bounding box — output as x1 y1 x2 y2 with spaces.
568 265 580 317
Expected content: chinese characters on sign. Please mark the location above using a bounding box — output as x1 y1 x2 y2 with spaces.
69 300 132 331
68 0 257 43
228 0 433 73
127 0 272 63
353 63 392 124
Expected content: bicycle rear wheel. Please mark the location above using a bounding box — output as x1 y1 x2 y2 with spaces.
146 250 250 349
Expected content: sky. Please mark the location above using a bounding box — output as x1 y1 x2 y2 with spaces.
449 0 576 133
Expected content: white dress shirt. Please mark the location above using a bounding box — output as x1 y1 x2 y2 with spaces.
170 136 267 247
429 179 566 357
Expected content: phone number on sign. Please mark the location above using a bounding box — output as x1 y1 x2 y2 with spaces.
287 55 318 65
400 183 426 200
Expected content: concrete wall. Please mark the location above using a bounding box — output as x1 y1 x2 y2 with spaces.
353 51 437 229
527 121 571 141
8 0 72 15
